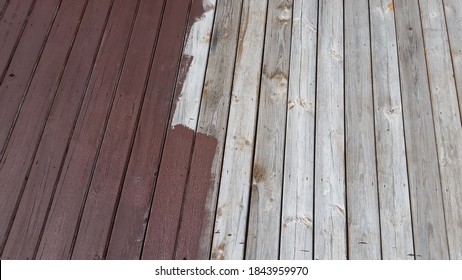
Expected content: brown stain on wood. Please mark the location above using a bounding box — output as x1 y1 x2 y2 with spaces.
175 131 218 260
253 163 267 183
386 2 394 12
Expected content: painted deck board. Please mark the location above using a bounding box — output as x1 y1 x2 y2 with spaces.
1 0 461 260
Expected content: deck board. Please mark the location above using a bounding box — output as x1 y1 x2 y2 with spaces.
1 0 461 260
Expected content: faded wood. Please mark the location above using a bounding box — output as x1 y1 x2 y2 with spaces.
344 0 381 260
70 0 178 260
210 0 267 260
246 0 292 260
443 0 462 118
1 0 113 260
313 0 346 260
369 0 414 260
394 0 449 259
420 0 462 260
178 0 244 260
0 0 88 254
0 0 61 156
36 0 140 259
280 0 317 260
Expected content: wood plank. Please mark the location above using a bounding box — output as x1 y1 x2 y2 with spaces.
313 0 346 260
209 0 266 260
443 0 462 118
36 0 140 260
419 0 462 260
107 0 216 260
394 0 449 259
0 0 35 80
0 0 61 158
344 0 381 260
1 0 113 260
176 0 244 260
280 0 317 260
70 0 175 260
369 0 414 260
245 0 292 260
0 0 9 19
0 0 88 254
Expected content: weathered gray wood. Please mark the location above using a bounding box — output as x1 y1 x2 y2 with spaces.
394 0 449 259
344 0 381 260
183 0 244 259
280 0 317 260
211 0 267 260
369 0 414 260
245 0 292 260
313 0 346 260
420 0 462 260
443 0 462 119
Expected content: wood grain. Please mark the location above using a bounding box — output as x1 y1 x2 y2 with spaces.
280 0 317 260
419 0 462 260
344 0 381 260
394 0 449 259
210 0 267 260
313 0 346 260
245 0 292 260
369 0 414 260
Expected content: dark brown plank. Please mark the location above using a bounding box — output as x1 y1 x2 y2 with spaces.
36 0 140 260
107 0 205 260
0 0 88 254
0 0 9 19
1 0 113 260
0 0 61 158
0 0 35 81
70 0 171 260
175 0 244 260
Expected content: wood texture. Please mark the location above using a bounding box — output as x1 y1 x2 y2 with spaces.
0 0 88 254
394 0 449 260
280 0 317 260
419 0 462 259
246 0 292 260
71 0 174 260
344 0 381 260
443 0 462 118
178 0 244 260
1 0 113 260
211 0 267 260
369 0 414 260
313 0 346 260
0 0 61 157
36 0 139 259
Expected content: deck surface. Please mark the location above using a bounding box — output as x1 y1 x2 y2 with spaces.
0 0 461 260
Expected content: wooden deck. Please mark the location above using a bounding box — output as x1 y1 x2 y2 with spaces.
0 0 461 260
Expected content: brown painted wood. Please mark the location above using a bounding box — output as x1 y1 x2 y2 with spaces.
0 0 35 80
1 0 113 260
0 0 10 19
0 0 88 254
107 0 211 260
173 0 244 260
36 0 140 260
70 0 172 260
0 0 61 159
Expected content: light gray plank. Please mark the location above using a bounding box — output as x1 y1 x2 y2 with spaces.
190 0 244 259
420 0 462 260
211 0 267 260
369 0 414 260
246 0 292 260
443 0 462 119
394 0 449 259
313 0 346 260
344 0 381 260
280 0 317 260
